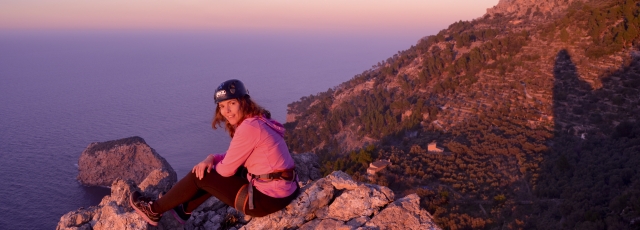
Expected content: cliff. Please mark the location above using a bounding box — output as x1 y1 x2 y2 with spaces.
283 0 640 228
58 138 441 230
486 0 582 18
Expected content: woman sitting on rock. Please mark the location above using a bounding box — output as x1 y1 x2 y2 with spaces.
130 79 299 226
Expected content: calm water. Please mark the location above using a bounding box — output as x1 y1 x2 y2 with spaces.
0 30 417 229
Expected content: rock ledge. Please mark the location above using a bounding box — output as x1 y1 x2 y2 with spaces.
60 138 440 230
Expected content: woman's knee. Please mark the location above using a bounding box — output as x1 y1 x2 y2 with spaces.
177 171 204 187
182 171 198 181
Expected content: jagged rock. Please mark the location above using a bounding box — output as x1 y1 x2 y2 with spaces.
323 184 394 221
57 208 96 230
60 170 440 230
327 170 360 190
364 194 440 230
61 138 440 229
184 199 247 230
346 216 369 228
291 152 322 186
486 0 581 18
241 177 336 229
300 218 351 230
241 171 439 230
314 172 393 222
58 178 187 230
58 180 143 230
138 169 176 198
77 136 177 188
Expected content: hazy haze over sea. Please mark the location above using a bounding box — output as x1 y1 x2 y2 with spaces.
0 30 419 229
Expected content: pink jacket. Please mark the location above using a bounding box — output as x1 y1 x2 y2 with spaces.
213 116 296 198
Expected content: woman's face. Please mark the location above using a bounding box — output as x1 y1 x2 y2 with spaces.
219 99 244 126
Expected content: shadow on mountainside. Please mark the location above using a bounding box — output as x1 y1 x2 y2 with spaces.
532 49 640 229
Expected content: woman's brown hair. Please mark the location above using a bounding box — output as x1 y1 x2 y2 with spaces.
212 95 269 137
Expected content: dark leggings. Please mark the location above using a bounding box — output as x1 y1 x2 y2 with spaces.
151 169 299 217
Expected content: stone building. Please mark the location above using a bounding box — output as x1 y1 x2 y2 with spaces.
366 159 392 175
427 141 444 153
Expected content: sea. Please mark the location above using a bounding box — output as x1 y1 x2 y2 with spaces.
0 30 419 229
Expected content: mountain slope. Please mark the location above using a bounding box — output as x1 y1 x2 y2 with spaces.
285 0 640 229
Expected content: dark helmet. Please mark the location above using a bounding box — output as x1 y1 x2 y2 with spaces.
214 79 249 103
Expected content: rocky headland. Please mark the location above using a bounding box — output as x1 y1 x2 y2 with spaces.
58 137 440 230
77 136 177 189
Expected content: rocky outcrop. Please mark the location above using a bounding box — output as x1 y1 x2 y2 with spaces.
57 179 183 230
59 171 440 230
77 136 177 188
486 0 582 18
62 137 440 229
290 152 322 186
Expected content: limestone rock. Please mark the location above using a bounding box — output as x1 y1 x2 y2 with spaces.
77 136 177 188
346 216 369 228
327 170 360 190
300 218 351 230
138 169 176 198
61 137 441 229
57 208 96 230
58 178 189 230
291 152 322 187
241 177 335 229
365 194 441 230
60 170 440 230
240 171 439 230
324 184 394 221
486 0 581 18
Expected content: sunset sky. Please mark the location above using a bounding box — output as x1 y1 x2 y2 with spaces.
1 0 500 36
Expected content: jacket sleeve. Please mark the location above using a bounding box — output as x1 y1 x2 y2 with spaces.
210 153 226 165
215 121 260 177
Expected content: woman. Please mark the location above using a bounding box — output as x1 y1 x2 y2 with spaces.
130 79 299 226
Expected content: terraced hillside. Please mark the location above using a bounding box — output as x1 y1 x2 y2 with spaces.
285 0 640 229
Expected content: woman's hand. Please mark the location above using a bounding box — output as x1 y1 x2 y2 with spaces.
192 155 215 180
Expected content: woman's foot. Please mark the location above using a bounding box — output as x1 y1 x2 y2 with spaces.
170 204 192 224
129 191 162 226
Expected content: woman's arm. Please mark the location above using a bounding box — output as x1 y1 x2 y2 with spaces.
191 154 215 180
216 120 261 177
191 153 227 180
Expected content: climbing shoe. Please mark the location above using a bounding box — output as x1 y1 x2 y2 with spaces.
170 204 192 224
129 191 162 226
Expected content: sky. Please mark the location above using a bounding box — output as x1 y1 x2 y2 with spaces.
1 0 500 37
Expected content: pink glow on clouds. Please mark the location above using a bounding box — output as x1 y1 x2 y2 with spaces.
0 0 499 34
